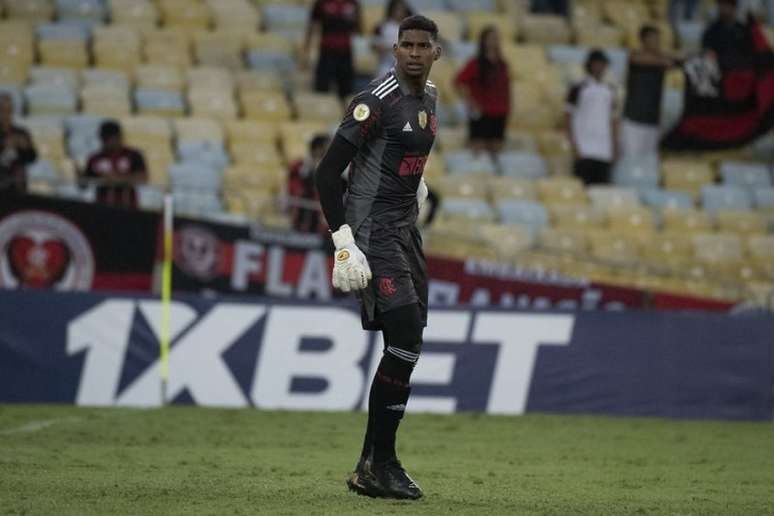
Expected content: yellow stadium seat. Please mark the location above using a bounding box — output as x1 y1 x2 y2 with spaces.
550 205 607 230
536 130 572 157
160 0 212 30
748 234 774 258
293 92 343 123
715 210 766 235
574 24 625 48
193 31 244 69
466 12 517 43
662 159 715 196
92 26 142 74
438 126 468 152
423 151 445 180
135 64 184 92
109 0 159 29
537 228 590 254
0 21 35 64
588 231 640 264
520 14 571 45
480 223 534 258
143 28 192 67
638 233 694 262
187 66 234 91
504 130 537 152
38 40 89 70
361 5 383 36
173 117 224 144
243 31 295 58
225 119 278 146
487 176 537 201
241 91 292 122
120 116 174 147
501 44 549 81
607 207 656 233
423 11 464 43
229 142 284 167
572 2 603 27
662 207 714 233
434 175 489 199
692 232 744 263
545 155 573 177
143 146 176 186
537 177 587 205
224 162 286 194
3 0 54 22
206 0 260 33
188 88 238 121
427 58 458 104
279 121 331 162
235 70 284 93
81 86 132 118
0 61 28 85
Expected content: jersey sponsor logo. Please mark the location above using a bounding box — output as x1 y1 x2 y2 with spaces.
175 225 221 281
418 110 427 129
379 277 397 296
402 122 413 132
353 103 370 122
399 155 427 176
0 210 94 289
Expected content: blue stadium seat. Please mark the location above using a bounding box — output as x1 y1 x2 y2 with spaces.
262 4 307 31
641 188 694 210
56 0 107 26
444 150 496 175
245 50 295 73
613 153 660 191
65 113 104 138
56 183 95 202
406 0 448 10
169 162 223 192
36 22 90 41
441 198 495 221
753 187 774 210
137 184 165 211
27 159 60 182
676 21 705 51
660 88 683 130
495 199 549 233
29 66 79 90
446 0 496 12
134 89 186 115
176 140 229 171
447 41 476 63
173 191 224 216
719 161 772 189
25 83 78 113
701 185 753 213
497 151 547 180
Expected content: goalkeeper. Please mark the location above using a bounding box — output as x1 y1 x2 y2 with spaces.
314 14 440 501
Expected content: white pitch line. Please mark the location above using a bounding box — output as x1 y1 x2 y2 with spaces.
0 417 78 436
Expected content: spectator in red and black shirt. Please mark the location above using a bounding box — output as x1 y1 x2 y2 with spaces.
82 120 147 209
0 93 37 195
454 26 511 156
303 0 362 100
288 133 331 234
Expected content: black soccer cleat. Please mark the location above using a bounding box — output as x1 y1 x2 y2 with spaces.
370 458 424 500
346 456 385 498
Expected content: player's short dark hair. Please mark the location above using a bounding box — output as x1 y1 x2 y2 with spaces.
639 24 659 41
309 133 330 153
398 15 439 41
99 120 122 141
585 48 609 73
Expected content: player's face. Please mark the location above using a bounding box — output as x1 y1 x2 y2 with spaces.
394 30 439 78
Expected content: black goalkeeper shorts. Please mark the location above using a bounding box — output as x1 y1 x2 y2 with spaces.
357 224 428 331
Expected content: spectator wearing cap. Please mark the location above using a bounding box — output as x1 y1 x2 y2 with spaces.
0 93 37 194
287 134 331 233
81 120 148 209
565 49 618 185
621 25 683 157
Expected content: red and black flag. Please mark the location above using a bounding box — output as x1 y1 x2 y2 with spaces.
662 16 774 150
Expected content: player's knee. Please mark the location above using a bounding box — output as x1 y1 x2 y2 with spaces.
381 303 424 363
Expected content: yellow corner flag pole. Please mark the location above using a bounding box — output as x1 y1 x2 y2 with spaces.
160 193 173 406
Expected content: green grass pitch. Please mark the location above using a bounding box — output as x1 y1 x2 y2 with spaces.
1 405 773 515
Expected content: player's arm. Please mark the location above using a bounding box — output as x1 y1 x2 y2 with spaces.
315 135 357 231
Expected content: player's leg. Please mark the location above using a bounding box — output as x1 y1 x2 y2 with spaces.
314 53 332 93
366 302 424 499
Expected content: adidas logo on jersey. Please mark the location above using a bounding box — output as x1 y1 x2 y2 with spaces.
402 122 412 132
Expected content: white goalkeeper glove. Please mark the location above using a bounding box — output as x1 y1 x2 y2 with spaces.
331 224 372 292
417 178 428 211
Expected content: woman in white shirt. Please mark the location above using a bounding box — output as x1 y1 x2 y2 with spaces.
371 0 414 77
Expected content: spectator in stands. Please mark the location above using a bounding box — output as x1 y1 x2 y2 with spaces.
288 133 330 234
372 0 413 77
81 120 147 209
303 0 362 100
565 49 617 185
0 93 37 195
530 0 568 16
702 0 755 67
621 25 682 157
454 26 511 157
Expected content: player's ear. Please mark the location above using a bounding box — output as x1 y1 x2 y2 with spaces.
433 43 442 61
